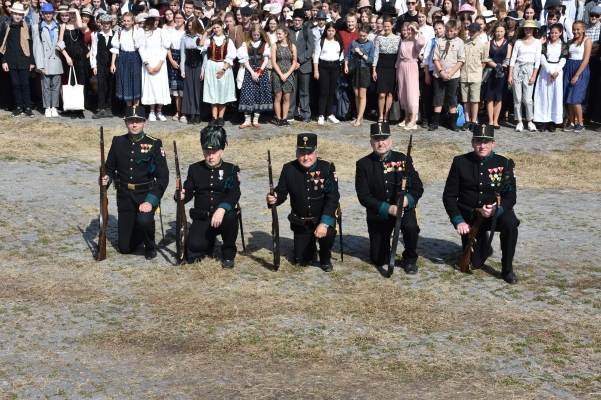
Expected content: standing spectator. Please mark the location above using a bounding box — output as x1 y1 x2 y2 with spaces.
396 0 420 32
368 15 382 41
91 13 117 119
430 20 465 131
563 21 591 132
314 21 344 125
340 12 359 54
441 0 457 23
533 23 567 132
344 24 373 127
372 16 400 123
421 19 445 128
311 9 327 42
396 22 425 129
484 21 511 129
180 17 207 124
112 12 143 106
91 0 107 17
167 10 186 121
237 24 274 128
460 21 488 131
271 25 297 126
200 20 236 126
584 6 600 124
508 19 541 132
33 3 63 118
287 9 314 122
504 9 519 39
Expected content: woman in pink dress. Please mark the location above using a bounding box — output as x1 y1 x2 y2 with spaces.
395 22 425 130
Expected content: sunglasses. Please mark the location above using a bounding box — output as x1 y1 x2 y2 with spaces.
407 1 416 4
590 14 600 17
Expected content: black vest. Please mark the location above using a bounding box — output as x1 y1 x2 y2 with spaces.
97 33 113 66
185 48 203 68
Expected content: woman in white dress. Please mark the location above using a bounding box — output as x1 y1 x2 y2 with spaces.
533 23 567 132
139 9 171 121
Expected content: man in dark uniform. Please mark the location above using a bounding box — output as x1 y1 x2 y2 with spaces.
442 124 519 284
176 126 241 268
266 134 340 271
100 106 170 260
355 123 424 273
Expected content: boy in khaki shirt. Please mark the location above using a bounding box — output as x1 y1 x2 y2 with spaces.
431 20 465 131
460 22 488 131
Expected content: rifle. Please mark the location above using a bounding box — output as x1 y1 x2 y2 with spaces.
173 140 188 264
387 135 413 278
267 150 280 271
97 126 108 261
336 204 344 262
236 202 246 252
457 173 511 273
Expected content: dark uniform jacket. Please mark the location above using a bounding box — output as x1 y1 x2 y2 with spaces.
442 151 516 228
274 158 340 227
182 160 241 219
105 132 169 211
356 150 424 219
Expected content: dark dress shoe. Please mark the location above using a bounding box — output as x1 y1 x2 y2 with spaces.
420 118 429 129
208 118 216 126
321 262 333 272
502 271 519 284
105 108 113 117
405 264 418 274
222 259 235 269
78 111 85 119
92 110 107 119
145 249 157 260
461 122 472 132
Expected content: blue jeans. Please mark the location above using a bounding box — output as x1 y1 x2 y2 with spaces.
9 68 31 110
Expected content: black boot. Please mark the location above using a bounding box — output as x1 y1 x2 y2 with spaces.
449 113 459 132
420 117 429 129
428 112 440 131
461 121 472 132
547 122 556 132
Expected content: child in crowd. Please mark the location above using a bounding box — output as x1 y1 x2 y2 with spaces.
166 10 186 121
271 26 297 126
112 12 143 106
344 24 374 127
430 19 465 131
460 21 487 131
563 21 591 132
421 19 445 129
180 17 207 124
534 23 567 132
396 22 425 130
237 24 273 128
484 21 511 129
91 13 117 119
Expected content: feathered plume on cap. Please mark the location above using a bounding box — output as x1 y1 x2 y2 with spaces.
200 125 228 150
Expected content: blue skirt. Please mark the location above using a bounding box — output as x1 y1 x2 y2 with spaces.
168 49 184 93
238 64 274 113
563 58 590 105
115 50 142 102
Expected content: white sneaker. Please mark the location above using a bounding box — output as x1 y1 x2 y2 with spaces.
515 122 523 132
327 115 340 124
45 108 52 118
318 115 325 125
51 107 59 117
148 112 157 122
527 121 537 132
156 111 167 122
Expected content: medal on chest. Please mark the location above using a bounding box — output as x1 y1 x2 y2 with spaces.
140 143 153 153
488 166 503 185
218 170 224 180
383 161 404 173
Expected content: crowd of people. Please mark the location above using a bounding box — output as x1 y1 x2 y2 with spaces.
1 0 600 131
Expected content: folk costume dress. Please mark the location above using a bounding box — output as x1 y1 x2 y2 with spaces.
180 33 205 116
534 41 568 124
167 27 185 96
201 34 237 105
395 35 425 114
237 39 274 113
112 27 144 102
139 27 171 105
564 39 591 105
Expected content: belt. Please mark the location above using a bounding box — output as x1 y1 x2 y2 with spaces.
117 180 154 190
319 59 340 64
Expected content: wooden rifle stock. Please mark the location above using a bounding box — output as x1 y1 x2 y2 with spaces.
337 205 343 262
174 141 188 264
268 150 281 271
457 175 511 273
236 202 246 252
97 126 108 261
387 135 412 278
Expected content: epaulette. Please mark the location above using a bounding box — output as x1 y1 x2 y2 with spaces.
318 157 331 164
145 134 158 141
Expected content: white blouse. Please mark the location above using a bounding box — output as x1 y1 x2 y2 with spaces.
169 28 185 50
509 39 542 68
314 38 343 63
138 28 171 65
237 40 271 64
201 35 237 71
540 41 566 74
111 27 144 54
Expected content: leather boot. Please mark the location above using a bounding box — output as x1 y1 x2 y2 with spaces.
450 113 459 132
428 112 440 131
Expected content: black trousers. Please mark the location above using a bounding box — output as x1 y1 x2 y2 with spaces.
117 207 156 254
461 209 519 275
290 221 336 265
187 210 239 260
586 56 600 122
366 208 420 266
97 62 114 109
419 67 434 121
9 68 31 110
318 60 340 117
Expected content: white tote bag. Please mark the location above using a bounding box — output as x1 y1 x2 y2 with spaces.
62 66 85 111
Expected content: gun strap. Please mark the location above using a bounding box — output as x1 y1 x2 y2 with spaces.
480 195 501 267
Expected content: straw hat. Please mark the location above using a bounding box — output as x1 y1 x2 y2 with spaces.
11 3 25 14
521 19 539 29
56 5 69 13
357 0 372 9
135 13 148 22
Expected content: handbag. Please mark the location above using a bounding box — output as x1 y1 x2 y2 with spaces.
388 100 401 122
347 44 358 74
62 66 85 111
481 66 493 84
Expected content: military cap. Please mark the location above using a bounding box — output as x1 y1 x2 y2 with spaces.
472 123 495 140
370 122 391 138
201 125 228 150
297 133 317 152
124 105 146 120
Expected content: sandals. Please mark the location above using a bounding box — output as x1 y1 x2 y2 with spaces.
172 114 180 121
180 115 187 123
352 117 363 127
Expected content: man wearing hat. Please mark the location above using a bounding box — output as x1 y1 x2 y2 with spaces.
311 9 328 41
355 123 423 273
231 5 253 48
32 3 63 118
442 124 519 284
175 126 241 268
0 2 35 117
91 13 117 119
100 106 170 260
287 9 315 122
266 134 340 271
